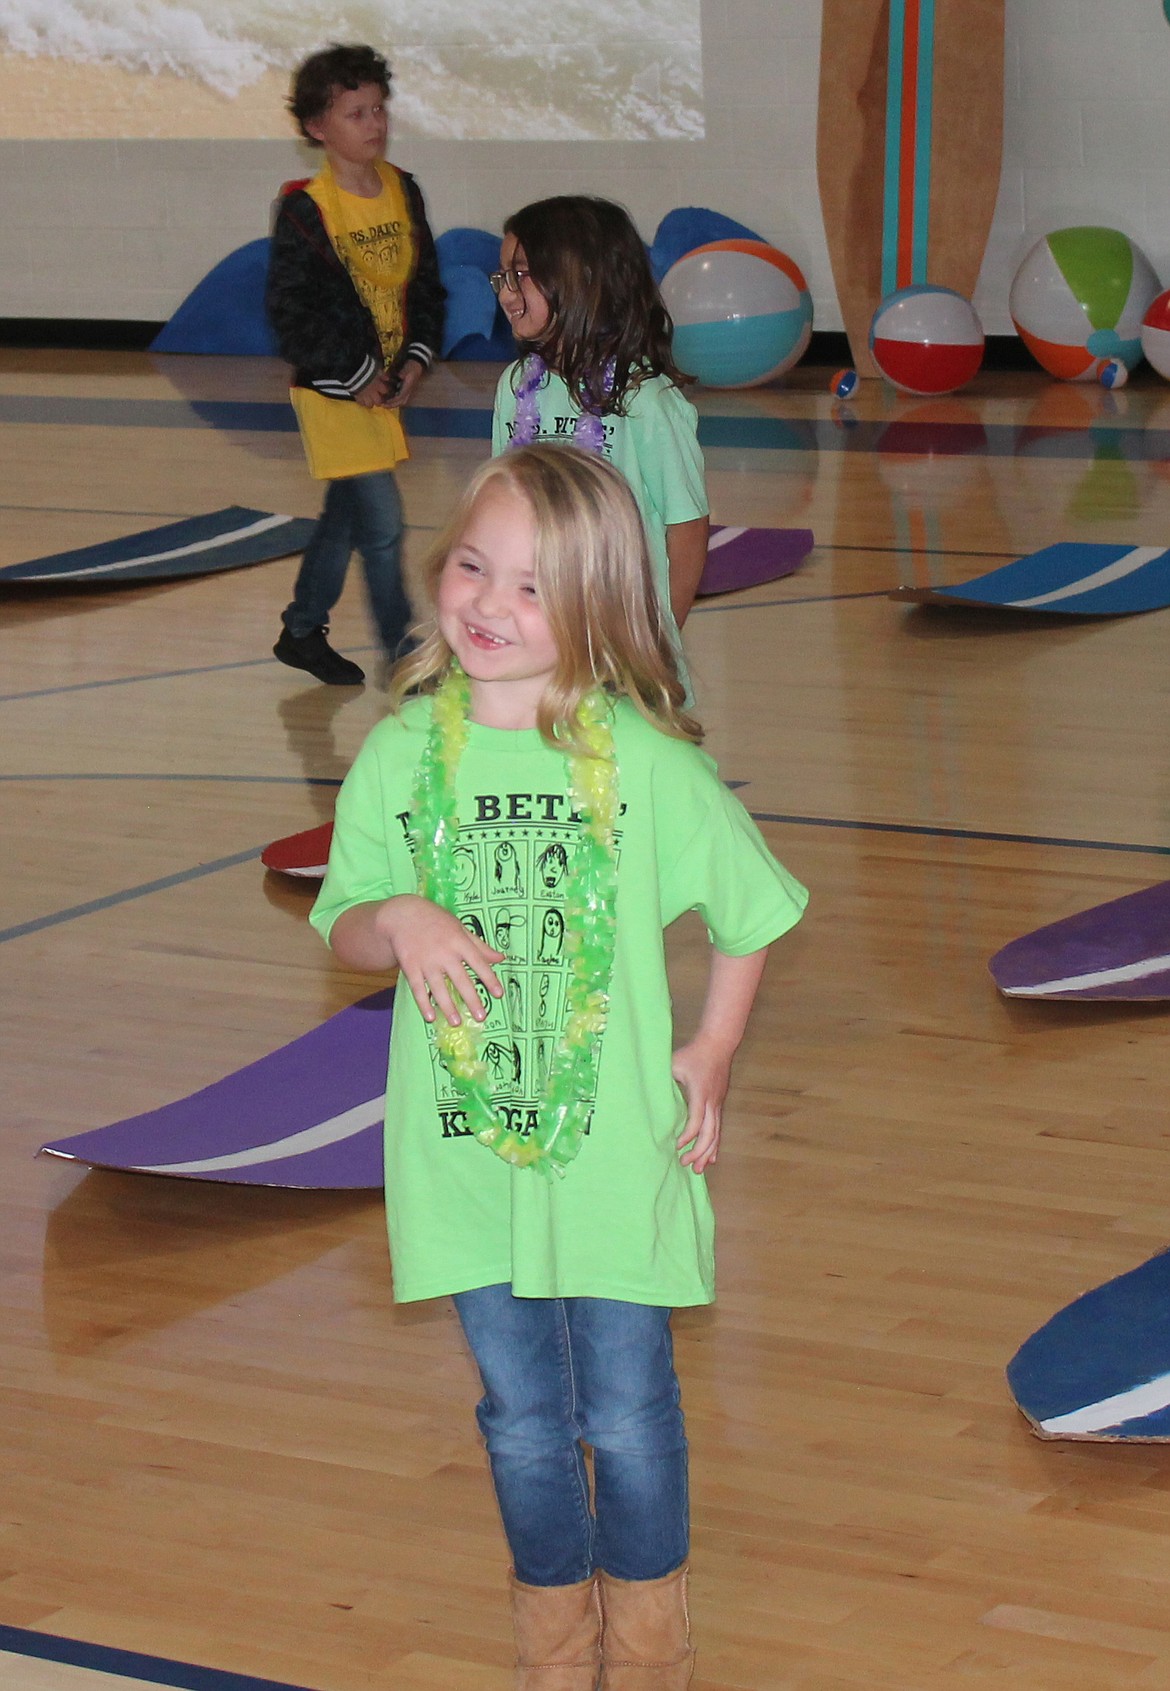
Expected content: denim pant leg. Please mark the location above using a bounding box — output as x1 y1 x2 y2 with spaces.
454 1284 594 1586
347 469 412 659
568 1298 689 1581
283 477 356 638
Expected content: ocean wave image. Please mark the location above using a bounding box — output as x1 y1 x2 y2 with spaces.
0 0 703 139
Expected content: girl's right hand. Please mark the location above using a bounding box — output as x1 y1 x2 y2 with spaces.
354 370 392 408
376 895 505 1025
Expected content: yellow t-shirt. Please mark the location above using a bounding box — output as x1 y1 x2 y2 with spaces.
293 162 415 480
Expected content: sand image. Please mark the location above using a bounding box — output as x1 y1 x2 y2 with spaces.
0 2 703 141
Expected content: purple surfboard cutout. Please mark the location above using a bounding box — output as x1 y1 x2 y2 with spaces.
696 526 814 597
39 991 393 1188
990 881 1170 1001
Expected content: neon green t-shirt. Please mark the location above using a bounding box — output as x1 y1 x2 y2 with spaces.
310 697 807 1306
491 367 708 684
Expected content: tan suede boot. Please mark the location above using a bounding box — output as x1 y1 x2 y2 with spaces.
597 1565 695 1689
510 1572 602 1690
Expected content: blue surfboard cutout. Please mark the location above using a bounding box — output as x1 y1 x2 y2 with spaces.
1009 1249 1170 1440
892 541 1170 616
1 507 315 586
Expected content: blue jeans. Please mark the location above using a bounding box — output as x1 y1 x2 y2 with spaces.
453 1284 689 1587
283 470 411 658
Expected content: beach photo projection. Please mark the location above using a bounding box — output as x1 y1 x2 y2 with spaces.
0 0 703 140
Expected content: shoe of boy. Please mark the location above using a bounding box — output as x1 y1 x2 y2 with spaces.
273 626 365 686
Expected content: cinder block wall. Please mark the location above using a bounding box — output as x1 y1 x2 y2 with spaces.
1 0 1167 333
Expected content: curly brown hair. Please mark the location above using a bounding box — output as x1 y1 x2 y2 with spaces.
503 196 687 418
288 44 390 145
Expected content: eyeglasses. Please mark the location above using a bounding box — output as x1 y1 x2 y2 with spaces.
489 267 531 296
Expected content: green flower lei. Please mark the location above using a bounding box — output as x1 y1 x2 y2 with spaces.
410 665 619 1177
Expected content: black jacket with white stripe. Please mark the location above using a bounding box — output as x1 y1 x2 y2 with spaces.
265 169 445 401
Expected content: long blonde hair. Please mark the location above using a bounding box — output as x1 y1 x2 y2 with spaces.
390 444 703 750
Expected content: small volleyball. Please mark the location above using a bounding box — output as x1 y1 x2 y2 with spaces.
830 367 859 399
1140 289 1170 381
868 286 985 395
662 239 813 389
1010 226 1159 382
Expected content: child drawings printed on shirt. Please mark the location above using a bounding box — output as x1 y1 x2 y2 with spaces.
537 908 565 963
492 840 524 896
410 789 622 1145
492 906 527 961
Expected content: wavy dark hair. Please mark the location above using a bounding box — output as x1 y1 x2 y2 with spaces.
289 44 391 144
504 196 687 418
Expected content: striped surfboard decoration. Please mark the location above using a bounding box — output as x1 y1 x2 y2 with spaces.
1009 1249 1170 1440
39 991 393 1188
696 525 813 597
892 542 1170 615
990 881 1170 1002
0 507 316 586
883 0 937 296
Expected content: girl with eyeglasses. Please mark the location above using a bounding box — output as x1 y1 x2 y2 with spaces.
490 197 709 697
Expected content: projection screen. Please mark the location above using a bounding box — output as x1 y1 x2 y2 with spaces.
0 1 704 140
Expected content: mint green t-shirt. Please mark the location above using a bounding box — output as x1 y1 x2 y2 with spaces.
310 698 807 1307
491 366 708 682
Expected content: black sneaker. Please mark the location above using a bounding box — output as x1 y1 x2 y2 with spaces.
274 626 365 686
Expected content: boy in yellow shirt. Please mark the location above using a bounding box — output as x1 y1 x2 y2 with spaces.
266 43 445 684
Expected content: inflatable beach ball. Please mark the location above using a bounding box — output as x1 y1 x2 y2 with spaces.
1140 290 1170 380
661 240 813 388
869 286 984 395
1010 227 1159 381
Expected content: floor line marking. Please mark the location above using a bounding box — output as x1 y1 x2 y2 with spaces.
4 802 1167 951
0 1621 319 1691
693 589 887 614
0 503 192 518
3 393 1165 460
0 652 377 703
750 811 1170 857
0 847 265 945
1 589 906 698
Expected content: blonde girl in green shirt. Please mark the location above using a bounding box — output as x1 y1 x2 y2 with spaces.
311 445 806 1688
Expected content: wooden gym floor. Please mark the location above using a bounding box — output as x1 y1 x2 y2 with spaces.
4 352 1170 1690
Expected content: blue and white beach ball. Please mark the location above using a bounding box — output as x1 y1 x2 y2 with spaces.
662 240 813 389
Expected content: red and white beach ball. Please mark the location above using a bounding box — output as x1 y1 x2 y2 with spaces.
1141 289 1170 381
869 285 985 395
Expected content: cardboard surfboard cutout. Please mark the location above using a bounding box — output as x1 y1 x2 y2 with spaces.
891 542 1170 615
0 508 315 586
817 0 1005 376
991 881 1170 1001
262 822 334 879
39 991 393 1189
1009 1250 1170 1440
696 526 814 597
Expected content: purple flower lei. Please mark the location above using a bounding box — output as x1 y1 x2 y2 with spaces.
508 355 613 454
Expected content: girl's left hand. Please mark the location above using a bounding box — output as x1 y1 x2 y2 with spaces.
671 1037 732 1172
384 359 423 409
